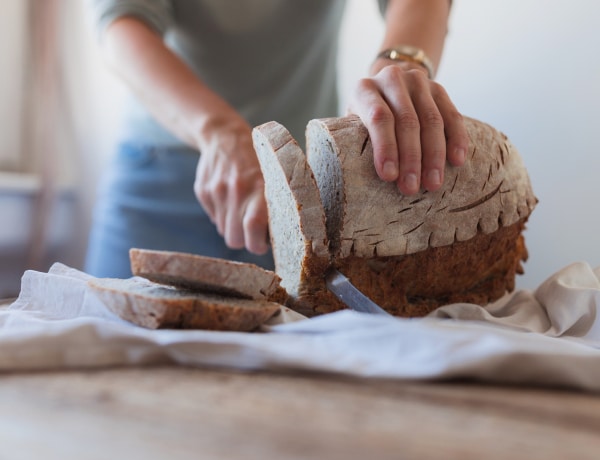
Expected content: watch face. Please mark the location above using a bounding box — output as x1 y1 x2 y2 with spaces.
395 46 418 57
389 47 421 61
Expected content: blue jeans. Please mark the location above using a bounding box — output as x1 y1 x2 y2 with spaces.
85 143 274 278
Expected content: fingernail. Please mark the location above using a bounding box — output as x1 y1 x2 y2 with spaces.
403 173 418 192
428 169 441 187
382 160 398 180
455 148 466 164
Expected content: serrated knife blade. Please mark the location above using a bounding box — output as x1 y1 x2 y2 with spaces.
325 269 392 317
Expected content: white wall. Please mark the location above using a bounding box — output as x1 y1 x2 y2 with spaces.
339 0 600 289
0 1 28 171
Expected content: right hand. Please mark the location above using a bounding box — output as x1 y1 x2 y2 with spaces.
193 115 270 255
348 61 468 195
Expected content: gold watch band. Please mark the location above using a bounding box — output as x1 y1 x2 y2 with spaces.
376 45 434 79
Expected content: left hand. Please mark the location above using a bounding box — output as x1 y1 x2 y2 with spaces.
347 63 469 195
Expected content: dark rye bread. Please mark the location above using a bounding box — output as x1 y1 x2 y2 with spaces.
253 115 537 317
130 248 288 304
88 277 281 331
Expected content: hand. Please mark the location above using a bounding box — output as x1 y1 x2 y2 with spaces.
348 63 469 195
193 116 269 255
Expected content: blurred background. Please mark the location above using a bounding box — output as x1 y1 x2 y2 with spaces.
1 0 598 297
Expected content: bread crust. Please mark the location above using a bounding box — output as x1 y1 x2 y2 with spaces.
130 248 287 303
254 115 538 317
307 115 537 258
252 122 330 302
331 219 529 317
88 277 281 331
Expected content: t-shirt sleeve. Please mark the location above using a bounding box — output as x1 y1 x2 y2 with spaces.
87 0 175 39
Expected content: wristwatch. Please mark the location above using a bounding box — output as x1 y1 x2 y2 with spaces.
376 45 434 79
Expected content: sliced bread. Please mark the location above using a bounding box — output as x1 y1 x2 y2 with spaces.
252 121 330 315
88 277 281 331
253 115 537 317
129 248 287 303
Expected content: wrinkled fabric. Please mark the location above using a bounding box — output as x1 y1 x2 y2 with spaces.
2 262 599 391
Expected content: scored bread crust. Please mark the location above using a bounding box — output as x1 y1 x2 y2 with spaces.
306 115 538 258
254 115 537 317
129 248 287 303
333 220 528 317
88 277 281 331
252 121 330 311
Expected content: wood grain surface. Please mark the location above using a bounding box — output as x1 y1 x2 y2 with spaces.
0 365 598 460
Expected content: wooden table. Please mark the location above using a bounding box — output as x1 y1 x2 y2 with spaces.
0 365 599 460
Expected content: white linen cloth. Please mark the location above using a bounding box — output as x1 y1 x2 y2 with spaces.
1 262 600 391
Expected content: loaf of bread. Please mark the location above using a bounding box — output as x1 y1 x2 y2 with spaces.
252 115 537 317
88 277 282 331
130 248 288 304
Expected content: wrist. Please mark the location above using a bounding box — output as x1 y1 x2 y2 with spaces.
374 45 435 79
196 111 253 153
371 58 430 78
195 107 249 146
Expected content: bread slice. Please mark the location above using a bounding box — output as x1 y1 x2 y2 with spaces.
252 121 330 315
129 248 287 304
88 277 281 331
253 115 537 317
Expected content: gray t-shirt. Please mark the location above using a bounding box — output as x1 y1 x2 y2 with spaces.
88 0 376 146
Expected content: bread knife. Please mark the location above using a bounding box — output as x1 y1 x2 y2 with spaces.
325 269 393 317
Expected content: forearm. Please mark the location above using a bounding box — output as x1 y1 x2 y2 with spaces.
102 16 268 254
102 16 241 149
372 0 451 77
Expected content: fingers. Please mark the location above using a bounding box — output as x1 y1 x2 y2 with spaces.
411 75 446 192
434 84 469 167
222 181 245 250
195 156 269 255
241 187 270 255
349 78 404 185
223 178 269 255
349 66 469 194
